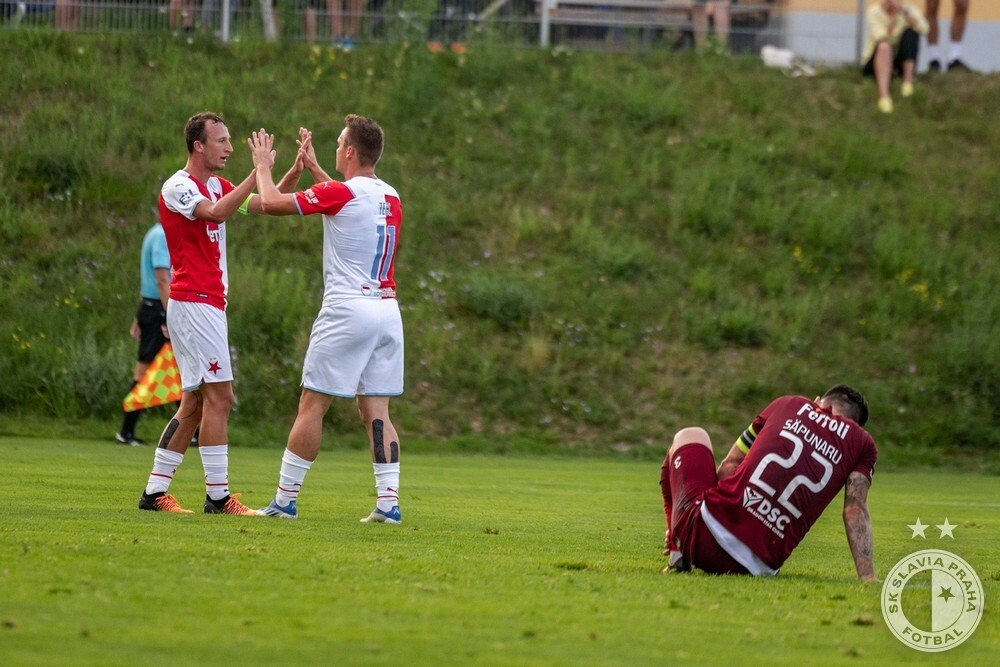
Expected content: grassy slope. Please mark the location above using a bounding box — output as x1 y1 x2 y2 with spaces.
0 437 997 664
0 31 998 462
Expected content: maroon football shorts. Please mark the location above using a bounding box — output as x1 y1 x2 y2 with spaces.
667 443 750 575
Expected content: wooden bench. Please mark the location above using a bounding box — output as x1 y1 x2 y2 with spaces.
537 0 777 47
546 0 691 30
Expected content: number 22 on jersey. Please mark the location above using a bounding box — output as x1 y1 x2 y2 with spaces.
748 430 833 519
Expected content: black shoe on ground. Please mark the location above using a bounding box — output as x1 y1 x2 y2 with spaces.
662 552 692 574
204 494 255 515
115 432 147 446
927 59 942 73
948 59 972 72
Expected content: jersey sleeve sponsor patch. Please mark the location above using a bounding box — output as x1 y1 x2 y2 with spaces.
295 180 355 216
162 175 207 220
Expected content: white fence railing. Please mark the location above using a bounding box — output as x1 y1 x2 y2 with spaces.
0 1 860 61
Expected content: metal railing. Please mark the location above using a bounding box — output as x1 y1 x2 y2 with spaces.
0 1 846 59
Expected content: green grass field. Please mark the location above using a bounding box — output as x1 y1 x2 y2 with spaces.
2 33 998 457
1 437 995 664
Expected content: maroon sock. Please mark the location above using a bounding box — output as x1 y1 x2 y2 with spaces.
660 453 674 545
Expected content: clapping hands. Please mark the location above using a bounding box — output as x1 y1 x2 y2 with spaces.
296 127 318 171
248 128 276 170
249 126 323 182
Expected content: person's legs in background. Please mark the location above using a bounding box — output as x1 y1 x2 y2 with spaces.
948 0 971 69
925 0 942 70
898 28 920 96
872 40 895 112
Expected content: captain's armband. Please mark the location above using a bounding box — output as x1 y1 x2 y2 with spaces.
734 424 757 454
238 195 253 216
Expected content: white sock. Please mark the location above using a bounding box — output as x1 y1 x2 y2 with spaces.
927 44 941 62
948 42 962 62
373 462 400 511
145 448 184 495
199 444 230 501
275 449 313 506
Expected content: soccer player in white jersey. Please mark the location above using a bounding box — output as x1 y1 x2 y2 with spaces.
138 112 300 516
244 116 405 523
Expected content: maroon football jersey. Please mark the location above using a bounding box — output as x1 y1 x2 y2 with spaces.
702 395 877 571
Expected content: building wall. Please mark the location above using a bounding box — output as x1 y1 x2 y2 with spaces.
784 0 1000 20
777 0 1000 71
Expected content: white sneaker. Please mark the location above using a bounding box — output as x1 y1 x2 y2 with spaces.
360 506 401 524
255 499 297 519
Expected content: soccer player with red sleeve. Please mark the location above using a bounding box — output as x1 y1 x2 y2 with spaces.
244 116 406 524
137 112 259 516
660 385 878 580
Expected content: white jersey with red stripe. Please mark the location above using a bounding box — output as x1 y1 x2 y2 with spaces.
294 176 403 302
159 169 235 311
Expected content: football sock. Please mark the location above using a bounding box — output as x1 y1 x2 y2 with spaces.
373 462 400 511
948 42 962 63
274 448 313 506
660 453 675 547
119 381 141 437
198 444 230 501
927 44 941 63
145 448 184 495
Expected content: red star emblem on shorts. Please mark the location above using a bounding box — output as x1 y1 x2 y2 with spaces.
208 360 222 375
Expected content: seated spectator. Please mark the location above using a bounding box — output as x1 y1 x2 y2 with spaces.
862 0 929 113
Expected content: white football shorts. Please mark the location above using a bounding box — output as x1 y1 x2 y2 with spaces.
166 299 234 391
301 298 404 398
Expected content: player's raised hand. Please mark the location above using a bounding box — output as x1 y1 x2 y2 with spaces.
248 128 276 170
296 127 318 169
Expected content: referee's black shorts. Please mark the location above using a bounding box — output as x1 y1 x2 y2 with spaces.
136 298 167 363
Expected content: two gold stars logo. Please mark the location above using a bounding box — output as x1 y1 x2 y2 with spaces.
907 517 956 539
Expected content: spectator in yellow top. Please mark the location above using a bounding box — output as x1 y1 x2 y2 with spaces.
862 0 929 113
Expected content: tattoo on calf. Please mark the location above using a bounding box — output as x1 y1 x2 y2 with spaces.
157 419 180 449
390 441 399 464
372 419 386 463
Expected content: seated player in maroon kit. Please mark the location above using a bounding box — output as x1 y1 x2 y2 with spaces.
660 385 877 580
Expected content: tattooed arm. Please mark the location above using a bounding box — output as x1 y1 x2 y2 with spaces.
717 444 745 481
843 472 877 582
